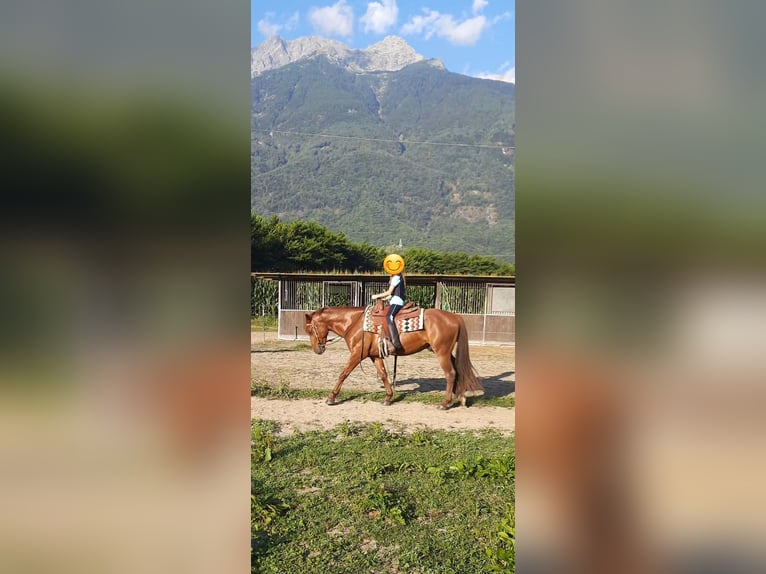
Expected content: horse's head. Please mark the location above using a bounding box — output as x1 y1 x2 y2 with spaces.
304 310 329 354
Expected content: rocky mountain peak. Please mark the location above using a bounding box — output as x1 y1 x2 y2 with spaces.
364 35 422 70
251 35 443 77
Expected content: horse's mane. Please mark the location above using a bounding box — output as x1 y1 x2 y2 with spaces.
311 306 366 318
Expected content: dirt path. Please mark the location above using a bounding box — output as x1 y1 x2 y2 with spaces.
251 332 515 435
251 397 515 435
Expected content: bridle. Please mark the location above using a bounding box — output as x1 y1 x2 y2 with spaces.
310 309 396 386
309 319 342 347
309 320 322 342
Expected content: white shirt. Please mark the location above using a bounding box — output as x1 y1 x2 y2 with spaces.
389 274 404 306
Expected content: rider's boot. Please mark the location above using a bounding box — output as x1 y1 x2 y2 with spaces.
390 326 404 354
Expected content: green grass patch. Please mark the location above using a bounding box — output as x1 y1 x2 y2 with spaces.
252 420 515 573
251 316 278 332
251 342 313 352
251 379 515 408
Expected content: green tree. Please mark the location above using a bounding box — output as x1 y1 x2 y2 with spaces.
251 212 513 275
251 214 284 271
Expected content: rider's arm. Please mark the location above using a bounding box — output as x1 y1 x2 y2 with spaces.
371 285 394 300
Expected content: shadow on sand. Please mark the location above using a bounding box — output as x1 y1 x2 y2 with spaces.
389 371 515 399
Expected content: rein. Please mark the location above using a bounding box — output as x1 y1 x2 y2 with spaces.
360 304 397 387
359 305 370 375
310 320 343 346
313 307 398 387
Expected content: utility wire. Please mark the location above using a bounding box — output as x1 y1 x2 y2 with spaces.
254 129 514 150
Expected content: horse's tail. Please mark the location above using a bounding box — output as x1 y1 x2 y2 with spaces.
455 316 484 398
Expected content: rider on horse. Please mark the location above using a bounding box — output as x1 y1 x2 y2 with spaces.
371 253 407 354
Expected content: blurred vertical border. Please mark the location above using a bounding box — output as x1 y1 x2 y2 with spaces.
0 1 251 573
517 1 766 573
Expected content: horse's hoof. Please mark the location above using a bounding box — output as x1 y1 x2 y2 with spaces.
326 397 336 406
438 403 449 410
383 399 392 406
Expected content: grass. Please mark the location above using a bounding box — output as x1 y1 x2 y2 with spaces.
251 379 515 409
251 316 278 332
251 341 313 352
252 420 515 573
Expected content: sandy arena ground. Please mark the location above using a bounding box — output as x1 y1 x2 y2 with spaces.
251 331 515 435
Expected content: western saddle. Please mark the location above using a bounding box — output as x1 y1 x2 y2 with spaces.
366 299 422 340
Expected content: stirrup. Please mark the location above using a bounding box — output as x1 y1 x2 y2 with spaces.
378 337 391 358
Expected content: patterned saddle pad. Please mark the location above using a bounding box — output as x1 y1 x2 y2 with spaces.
363 302 425 334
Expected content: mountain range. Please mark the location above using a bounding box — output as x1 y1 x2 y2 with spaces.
251 35 515 263
251 35 445 77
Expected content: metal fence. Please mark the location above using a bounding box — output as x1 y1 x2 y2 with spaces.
281 280 322 310
253 273 514 345
439 281 487 314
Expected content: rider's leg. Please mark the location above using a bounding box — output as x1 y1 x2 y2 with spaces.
386 304 403 352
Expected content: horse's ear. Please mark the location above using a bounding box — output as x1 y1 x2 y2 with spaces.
304 313 312 324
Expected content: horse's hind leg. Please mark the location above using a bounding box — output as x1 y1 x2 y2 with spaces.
373 358 394 406
436 350 457 410
453 356 468 408
327 354 362 405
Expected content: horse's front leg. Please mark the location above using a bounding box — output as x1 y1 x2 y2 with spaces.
326 353 362 405
373 358 394 406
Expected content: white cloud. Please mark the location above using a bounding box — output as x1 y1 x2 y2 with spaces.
401 9 488 46
473 0 489 15
258 19 280 37
492 10 513 24
441 15 487 45
284 12 300 32
257 12 281 37
361 0 399 34
309 0 355 38
475 63 515 84
400 10 440 36
257 11 300 38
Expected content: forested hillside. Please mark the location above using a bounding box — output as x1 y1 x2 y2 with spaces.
251 56 515 263
251 214 514 275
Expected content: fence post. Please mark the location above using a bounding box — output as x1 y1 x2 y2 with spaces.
482 284 488 345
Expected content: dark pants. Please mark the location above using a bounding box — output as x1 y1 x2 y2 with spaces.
386 303 403 351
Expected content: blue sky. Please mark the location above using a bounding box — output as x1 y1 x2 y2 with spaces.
251 0 514 83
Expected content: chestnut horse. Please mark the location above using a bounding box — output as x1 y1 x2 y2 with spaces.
304 305 484 409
